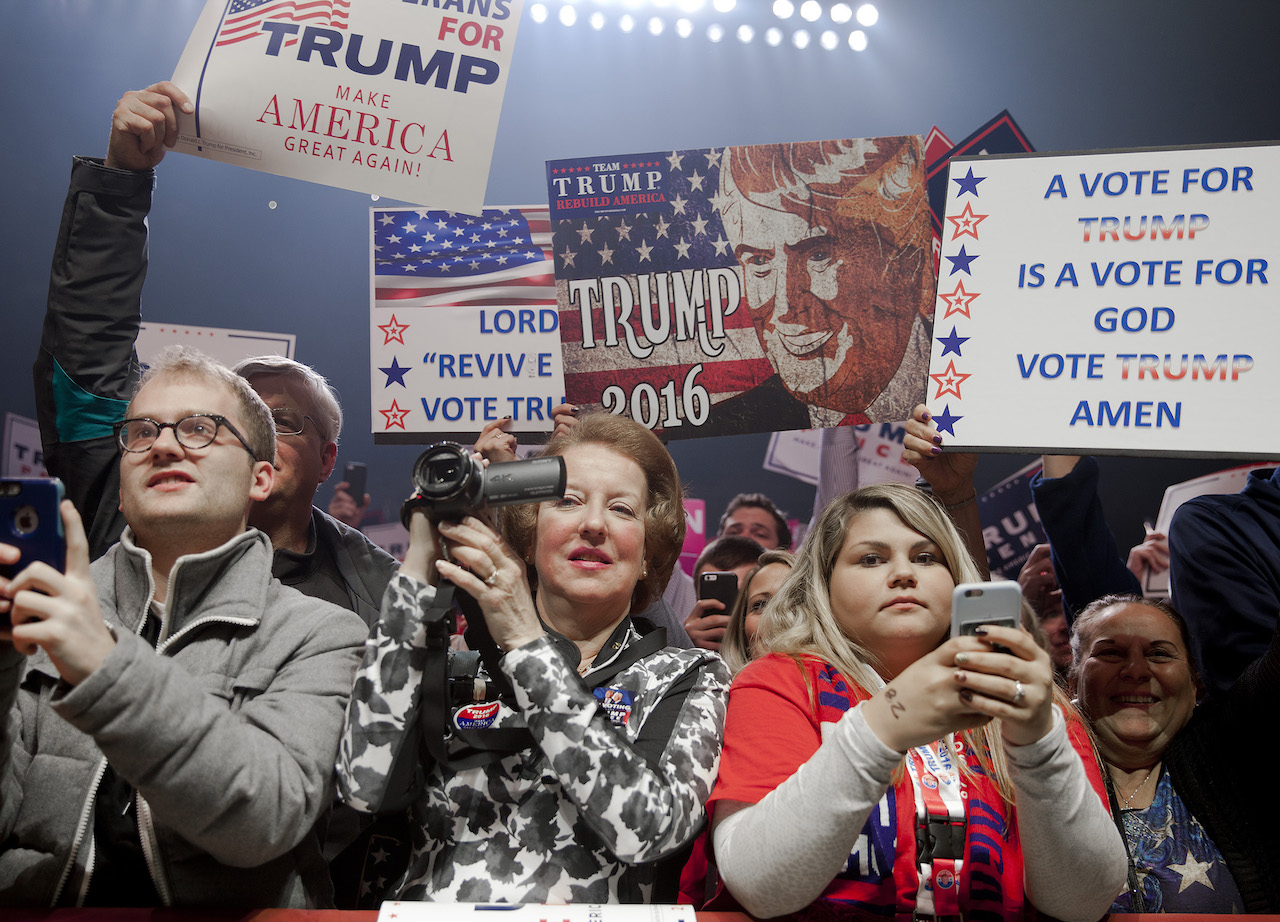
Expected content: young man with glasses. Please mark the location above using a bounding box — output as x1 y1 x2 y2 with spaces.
34 81 397 628
1 347 368 907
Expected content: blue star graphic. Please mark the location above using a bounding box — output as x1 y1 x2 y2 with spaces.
952 166 985 197
937 326 970 357
933 404 963 436
379 356 410 387
946 245 978 276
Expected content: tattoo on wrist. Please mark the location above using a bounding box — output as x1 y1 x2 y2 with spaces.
885 687 905 719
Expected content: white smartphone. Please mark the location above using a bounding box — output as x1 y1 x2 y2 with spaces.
950 580 1021 641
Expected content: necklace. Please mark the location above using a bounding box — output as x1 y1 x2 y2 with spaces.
1118 765 1157 809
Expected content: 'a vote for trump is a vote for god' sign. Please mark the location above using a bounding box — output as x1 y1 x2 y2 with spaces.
928 143 1280 459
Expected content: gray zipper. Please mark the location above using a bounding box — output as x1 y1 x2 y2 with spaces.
50 757 107 906
136 794 173 905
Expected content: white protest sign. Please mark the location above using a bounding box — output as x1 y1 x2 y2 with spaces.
928 144 1280 458
3 414 48 478
171 0 523 212
137 321 295 367
369 206 564 440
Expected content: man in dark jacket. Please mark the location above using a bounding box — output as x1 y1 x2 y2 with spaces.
34 81 397 628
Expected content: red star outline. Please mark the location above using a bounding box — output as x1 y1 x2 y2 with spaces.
378 314 409 345
946 202 988 241
939 281 979 319
380 399 410 430
929 360 972 400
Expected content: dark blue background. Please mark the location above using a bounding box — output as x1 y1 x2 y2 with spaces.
5 1 1278 548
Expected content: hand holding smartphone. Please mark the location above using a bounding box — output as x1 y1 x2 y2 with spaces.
698 570 739 610
1 478 67 627
342 461 368 500
950 580 1021 648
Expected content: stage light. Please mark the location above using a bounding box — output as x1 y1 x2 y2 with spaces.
765 26 783 45
559 5 577 25
530 3 548 22
799 0 820 22
792 27 809 47
649 15 664 33
737 22 754 41
707 21 725 40
830 3 852 23
772 0 794 20
856 3 877 26
619 12 636 30
848 28 867 49
676 16 693 36
590 10 606 29
712 0 736 11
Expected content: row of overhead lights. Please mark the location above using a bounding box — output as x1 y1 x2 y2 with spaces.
527 1 880 51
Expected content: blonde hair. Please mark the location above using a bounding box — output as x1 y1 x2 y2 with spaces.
759 483 1063 803
721 549 796 675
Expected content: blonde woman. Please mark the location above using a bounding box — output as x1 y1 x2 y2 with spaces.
707 483 1125 921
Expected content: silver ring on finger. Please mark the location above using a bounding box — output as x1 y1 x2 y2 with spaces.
1012 680 1026 705
486 570 499 587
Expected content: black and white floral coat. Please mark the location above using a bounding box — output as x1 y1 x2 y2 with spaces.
337 573 730 903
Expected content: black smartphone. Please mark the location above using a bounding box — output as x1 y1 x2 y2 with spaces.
698 570 739 609
343 461 368 500
1 478 67 626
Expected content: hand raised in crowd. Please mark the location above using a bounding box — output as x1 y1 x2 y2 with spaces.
551 402 579 440
861 623 1054 753
1017 543 1063 618
474 417 520 464
1 501 115 685
1126 529 1169 583
329 481 370 529
901 403 978 505
105 81 193 172
684 598 730 651
474 404 580 465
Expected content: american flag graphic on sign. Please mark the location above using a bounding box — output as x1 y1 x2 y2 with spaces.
374 208 554 309
217 0 349 46
547 140 934 440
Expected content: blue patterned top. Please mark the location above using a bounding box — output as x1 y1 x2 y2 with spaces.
1112 768 1243 912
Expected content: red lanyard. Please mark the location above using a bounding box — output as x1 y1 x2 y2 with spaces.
906 739 966 917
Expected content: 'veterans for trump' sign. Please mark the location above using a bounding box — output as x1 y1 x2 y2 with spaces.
171 0 522 212
928 143 1280 458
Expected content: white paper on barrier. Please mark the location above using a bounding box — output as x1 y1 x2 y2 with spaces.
928 144 1280 458
377 904 696 922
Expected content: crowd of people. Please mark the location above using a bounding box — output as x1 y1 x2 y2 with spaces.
2 80 1277 918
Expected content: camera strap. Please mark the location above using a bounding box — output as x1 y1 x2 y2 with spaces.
420 587 671 771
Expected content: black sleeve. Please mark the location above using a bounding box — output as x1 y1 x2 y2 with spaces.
34 157 154 559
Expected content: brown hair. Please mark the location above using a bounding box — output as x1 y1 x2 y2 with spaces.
503 413 685 613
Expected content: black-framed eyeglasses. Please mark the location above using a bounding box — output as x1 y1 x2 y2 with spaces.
115 414 259 461
270 407 313 437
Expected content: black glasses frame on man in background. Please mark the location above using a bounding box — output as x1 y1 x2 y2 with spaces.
270 407 314 437
115 414 259 462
